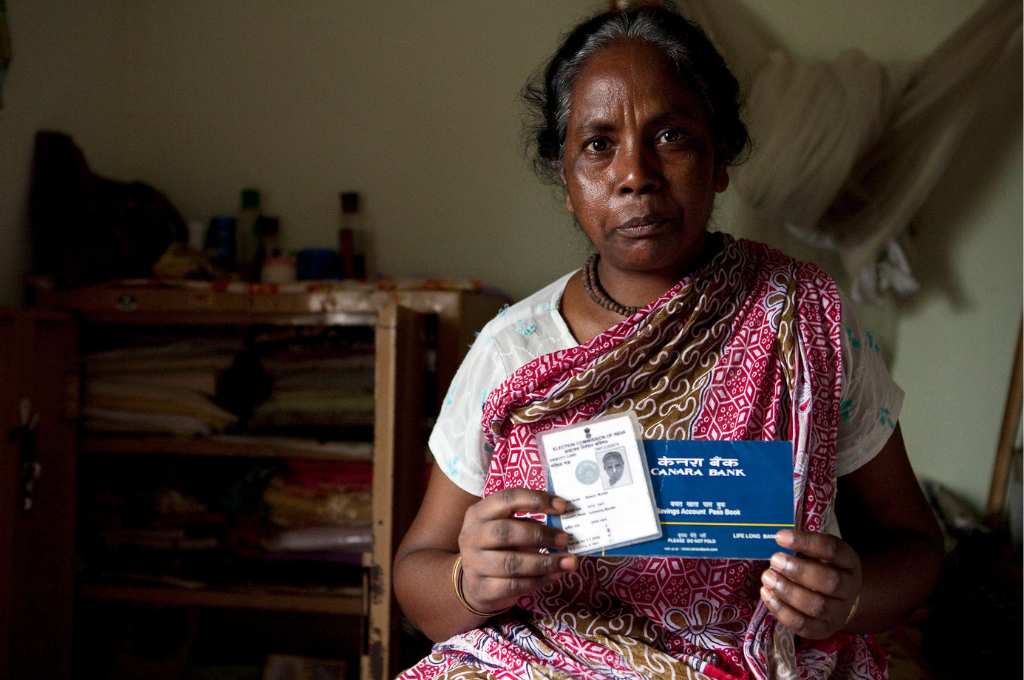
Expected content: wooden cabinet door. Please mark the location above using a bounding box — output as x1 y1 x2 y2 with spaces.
0 311 79 680
365 304 427 680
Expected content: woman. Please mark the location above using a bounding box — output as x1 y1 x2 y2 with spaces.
394 7 942 679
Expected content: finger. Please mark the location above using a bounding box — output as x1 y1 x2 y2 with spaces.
768 553 854 599
474 550 576 578
475 489 569 521
761 569 848 623
760 586 833 640
477 519 570 550
776 530 858 570
475 574 553 605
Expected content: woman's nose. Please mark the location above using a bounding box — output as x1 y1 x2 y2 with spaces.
614 144 663 195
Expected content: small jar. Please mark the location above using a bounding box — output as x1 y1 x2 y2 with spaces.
261 255 296 283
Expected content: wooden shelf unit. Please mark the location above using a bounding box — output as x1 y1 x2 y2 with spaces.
38 281 507 406
3 284 505 680
82 435 374 462
79 584 365 616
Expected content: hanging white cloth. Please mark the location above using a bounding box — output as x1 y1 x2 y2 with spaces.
678 0 1021 302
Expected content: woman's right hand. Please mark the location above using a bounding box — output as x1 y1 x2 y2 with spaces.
457 488 578 614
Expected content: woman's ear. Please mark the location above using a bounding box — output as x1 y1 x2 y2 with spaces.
714 166 730 193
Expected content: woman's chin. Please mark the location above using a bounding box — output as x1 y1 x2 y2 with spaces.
607 244 703 276
603 229 704 269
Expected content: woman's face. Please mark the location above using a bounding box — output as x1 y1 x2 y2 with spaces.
562 40 728 275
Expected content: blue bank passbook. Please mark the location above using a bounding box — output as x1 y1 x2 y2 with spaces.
550 440 794 560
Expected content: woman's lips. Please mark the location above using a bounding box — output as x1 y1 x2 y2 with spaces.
615 216 672 237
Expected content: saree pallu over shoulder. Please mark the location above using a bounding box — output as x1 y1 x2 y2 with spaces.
400 237 886 680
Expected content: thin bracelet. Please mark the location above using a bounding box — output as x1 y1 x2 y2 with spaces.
844 593 862 626
451 555 511 618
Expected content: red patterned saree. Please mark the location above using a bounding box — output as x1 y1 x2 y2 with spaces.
400 236 886 680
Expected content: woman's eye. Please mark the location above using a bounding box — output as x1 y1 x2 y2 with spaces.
658 129 687 144
585 138 611 153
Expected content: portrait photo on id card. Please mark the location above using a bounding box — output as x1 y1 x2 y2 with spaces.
598 446 632 490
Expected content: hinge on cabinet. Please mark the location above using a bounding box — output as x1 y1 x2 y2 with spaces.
368 563 385 604
64 371 81 419
367 629 384 680
362 564 371 618
8 397 41 511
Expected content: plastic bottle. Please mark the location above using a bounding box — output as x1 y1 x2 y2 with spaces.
236 188 261 280
205 216 237 271
338 192 361 279
253 216 280 282
186 220 205 249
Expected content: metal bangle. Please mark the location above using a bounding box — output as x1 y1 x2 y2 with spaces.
844 592 862 626
451 554 511 618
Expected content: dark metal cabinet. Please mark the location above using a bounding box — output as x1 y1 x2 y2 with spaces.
0 310 79 680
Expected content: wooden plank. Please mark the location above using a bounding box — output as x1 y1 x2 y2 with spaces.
48 282 437 318
396 292 458 409
366 304 399 680
79 584 363 615
48 287 505 344
365 304 426 680
987 320 1023 521
58 287 251 315
249 290 383 315
0 308 70 322
0 315 16 680
70 310 378 327
82 435 373 461
3 313 79 680
453 292 508 380
47 283 382 326
394 290 506 405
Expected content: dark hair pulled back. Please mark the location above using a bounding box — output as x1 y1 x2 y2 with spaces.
523 6 749 184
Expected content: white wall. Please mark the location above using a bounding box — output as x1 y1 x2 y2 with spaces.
0 0 1019 509
113 1 599 290
892 53 1021 509
736 0 1022 510
0 0 132 305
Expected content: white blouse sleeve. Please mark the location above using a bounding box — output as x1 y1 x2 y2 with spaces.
431 290 899 488
428 326 508 496
834 294 905 477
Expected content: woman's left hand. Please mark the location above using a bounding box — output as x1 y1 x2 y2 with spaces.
760 529 862 640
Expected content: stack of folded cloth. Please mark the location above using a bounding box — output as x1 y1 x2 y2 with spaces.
84 341 239 436
86 486 228 586
249 351 375 430
261 460 373 559
98 488 222 552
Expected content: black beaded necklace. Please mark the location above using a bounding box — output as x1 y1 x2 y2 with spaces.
582 234 723 317
583 253 641 317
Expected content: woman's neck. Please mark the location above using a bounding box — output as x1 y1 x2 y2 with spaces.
597 232 718 310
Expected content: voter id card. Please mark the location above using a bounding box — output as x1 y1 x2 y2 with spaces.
537 412 661 554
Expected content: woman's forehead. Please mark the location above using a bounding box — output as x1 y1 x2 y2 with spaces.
569 41 705 127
